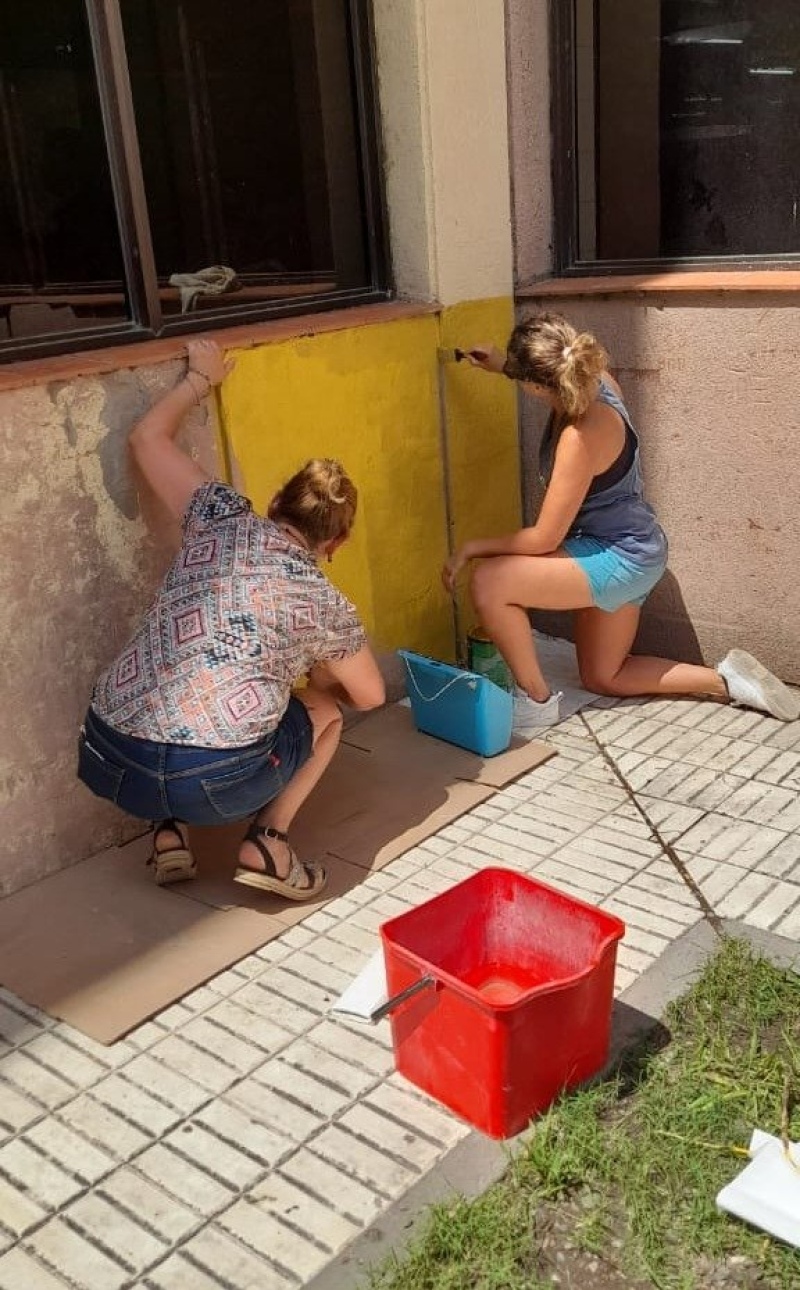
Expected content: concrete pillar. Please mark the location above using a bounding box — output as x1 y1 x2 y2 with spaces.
373 0 514 305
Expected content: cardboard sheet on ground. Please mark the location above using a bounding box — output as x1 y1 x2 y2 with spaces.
0 836 287 1045
0 705 553 1044
533 631 603 721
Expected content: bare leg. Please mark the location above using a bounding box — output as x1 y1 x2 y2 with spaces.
238 687 343 879
471 552 594 700
574 605 727 698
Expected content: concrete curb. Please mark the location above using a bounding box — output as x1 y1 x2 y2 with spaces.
304 918 799 1290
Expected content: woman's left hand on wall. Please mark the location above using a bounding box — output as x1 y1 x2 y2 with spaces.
186 338 236 390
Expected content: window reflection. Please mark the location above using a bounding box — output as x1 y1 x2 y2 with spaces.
0 1 128 342
576 1 800 262
121 0 369 317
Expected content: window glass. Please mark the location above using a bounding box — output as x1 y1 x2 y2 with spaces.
0 2 129 343
575 1 800 263
120 0 371 319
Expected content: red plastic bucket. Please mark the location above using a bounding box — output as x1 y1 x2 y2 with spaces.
379 867 625 1138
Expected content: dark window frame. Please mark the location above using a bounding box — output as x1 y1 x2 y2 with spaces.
549 0 800 277
1 0 391 362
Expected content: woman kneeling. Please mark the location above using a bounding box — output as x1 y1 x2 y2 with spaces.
443 312 798 732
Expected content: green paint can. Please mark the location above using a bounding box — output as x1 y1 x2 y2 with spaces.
467 628 514 692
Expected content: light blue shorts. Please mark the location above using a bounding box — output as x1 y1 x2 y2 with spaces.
564 536 666 613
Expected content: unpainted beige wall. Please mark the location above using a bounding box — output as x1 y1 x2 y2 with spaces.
0 368 220 895
506 0 800 682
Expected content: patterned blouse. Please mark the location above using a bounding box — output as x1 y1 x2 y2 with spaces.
92 482 367 748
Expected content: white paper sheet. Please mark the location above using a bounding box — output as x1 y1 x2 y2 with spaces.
716 1129 800 1249
329 948 388 1025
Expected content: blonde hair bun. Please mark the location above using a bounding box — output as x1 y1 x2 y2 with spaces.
269 458 357 547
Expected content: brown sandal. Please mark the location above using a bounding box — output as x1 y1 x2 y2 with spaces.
233 823 328 901
147 819 197 886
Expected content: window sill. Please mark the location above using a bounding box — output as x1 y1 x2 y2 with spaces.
517 271 800 300
0 299 439 394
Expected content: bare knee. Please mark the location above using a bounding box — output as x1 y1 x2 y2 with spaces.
347 679 385 712
578 663 624 697
470 559 504 616
302 690 344 738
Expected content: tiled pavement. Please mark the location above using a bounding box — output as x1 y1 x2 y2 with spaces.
1 695 800 1289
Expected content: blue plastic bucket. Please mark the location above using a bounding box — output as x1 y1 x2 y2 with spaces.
398 650 513 757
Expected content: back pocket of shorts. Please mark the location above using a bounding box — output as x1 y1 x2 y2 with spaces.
200 758 279 821
77 734 125 805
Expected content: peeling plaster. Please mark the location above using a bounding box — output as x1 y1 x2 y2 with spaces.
60 380 144 584
0 364 221 895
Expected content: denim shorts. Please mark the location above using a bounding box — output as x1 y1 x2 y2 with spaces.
77 699 313 826
564 535 666 613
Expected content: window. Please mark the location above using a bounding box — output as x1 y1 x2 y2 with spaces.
552 1 800 271
0 1 388 358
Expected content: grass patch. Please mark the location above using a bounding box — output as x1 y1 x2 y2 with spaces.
368 937 800 1290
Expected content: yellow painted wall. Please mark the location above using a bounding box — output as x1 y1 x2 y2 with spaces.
217 303 519 665
439 298 521 654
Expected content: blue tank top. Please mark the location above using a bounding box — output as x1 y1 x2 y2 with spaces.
539 380 668 568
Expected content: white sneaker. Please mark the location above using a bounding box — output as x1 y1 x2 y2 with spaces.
717 650 800 723
512 687 563 734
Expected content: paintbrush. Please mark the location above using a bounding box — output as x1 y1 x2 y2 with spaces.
437 347 490 364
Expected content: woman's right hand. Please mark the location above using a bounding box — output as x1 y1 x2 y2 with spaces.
442 547 470 595
462 344 506 374
186 338 235 388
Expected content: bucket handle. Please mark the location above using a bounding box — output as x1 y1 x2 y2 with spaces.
402 655 474 705
369 974 436 1023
